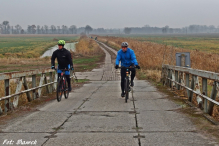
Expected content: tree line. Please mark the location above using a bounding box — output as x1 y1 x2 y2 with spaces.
124 25 219 34
1 21 219 34
0 21 94 34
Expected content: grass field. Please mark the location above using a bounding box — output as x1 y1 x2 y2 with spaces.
0 35 104 73
0 35 79 58
108 33 219 54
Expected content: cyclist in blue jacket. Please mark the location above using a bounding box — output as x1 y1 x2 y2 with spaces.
115 42 140 97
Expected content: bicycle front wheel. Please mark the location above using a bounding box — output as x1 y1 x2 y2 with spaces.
124 77 129 103
57 77 63 102
64 76 69 99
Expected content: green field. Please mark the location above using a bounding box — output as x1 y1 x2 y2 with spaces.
110 34 219 54
0 35 79 58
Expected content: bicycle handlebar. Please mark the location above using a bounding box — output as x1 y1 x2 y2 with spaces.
53 68 71 71
117 66 138 69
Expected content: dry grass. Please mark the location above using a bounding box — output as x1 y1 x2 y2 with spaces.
0 57 50 65
98 36 219 76
76 36 103 56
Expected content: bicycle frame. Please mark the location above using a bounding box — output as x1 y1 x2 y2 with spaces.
118 66 137 102
54 68 71 102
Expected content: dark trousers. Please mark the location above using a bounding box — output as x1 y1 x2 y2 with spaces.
121 68 136 93
58 74 71 87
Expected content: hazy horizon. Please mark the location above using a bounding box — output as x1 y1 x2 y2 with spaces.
1 0 219 29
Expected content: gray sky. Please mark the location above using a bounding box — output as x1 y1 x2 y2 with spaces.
1 0 219 28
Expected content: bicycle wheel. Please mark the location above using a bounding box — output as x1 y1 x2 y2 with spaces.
56 77 63 102
124 77 129 103
64 76 69 99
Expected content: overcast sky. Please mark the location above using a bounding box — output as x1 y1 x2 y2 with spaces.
0 0 219 29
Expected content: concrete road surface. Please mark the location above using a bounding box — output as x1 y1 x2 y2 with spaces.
0 41 218 146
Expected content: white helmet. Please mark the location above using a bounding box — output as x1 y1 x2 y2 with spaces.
121 42 128 47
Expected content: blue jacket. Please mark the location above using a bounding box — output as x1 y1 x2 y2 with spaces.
115 48 138 67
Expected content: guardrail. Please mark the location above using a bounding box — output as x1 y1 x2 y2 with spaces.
0 68 76 115
162 64 219 116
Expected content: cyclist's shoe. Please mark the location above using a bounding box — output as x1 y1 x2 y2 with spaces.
121 92 125 97
130 81 134 87
68 86 72 91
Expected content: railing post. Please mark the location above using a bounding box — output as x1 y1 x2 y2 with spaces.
178 72 182 90
38 73 45 97
189 75 196 102
171 70 175 89
195 77 202 108
13 77 23 108
207 81 218 115
49 72 53 93
202 78 208 113
166 69 170 86
175 71 179 90
32 75 36 100
44 74 50 94
186 73 190 97
169 69 172 88
23 76 32 102
4 79 11 113
70 70 74 83
53 73 58 90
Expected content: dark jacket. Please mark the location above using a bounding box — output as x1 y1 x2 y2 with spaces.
51 48 73 69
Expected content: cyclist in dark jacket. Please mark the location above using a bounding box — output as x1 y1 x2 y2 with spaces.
115 42 140 97
51 40 74 91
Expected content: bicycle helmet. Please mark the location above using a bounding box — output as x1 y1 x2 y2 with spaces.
121 42 128 47
58 40 65 46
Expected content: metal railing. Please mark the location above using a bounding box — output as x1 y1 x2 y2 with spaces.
162 64 219 116
0 68 76 115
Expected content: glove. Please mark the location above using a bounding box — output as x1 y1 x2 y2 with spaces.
51 66 55 69
70 66 74 70
115 65 119 69
136 65 140 69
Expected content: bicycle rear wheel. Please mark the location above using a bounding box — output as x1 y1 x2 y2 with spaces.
64 76 69 99
124 77 129 103
57 77 63 102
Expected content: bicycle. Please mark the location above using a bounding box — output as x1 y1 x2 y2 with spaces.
55 68 70 102
118 66 138 103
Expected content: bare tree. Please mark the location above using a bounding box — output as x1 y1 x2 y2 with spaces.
27 25 31 34
15 24 22 34
31 25 36 34
37 25 40 34
85 25 93 34
44 25 48 34
21 29 24 34
57 26 61 34
69 25 77 34
2 21 10 34
51 25 56 34
0 24 2 34
124 27 132 34
62 25 68 34
41 26 44 34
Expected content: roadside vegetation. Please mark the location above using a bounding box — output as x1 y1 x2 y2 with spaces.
75 35 105 71
105 34 219 53
0 35 105 114
0 35 78 58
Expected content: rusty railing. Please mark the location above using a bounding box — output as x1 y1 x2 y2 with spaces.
0 68 76 115
162 64 219 116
